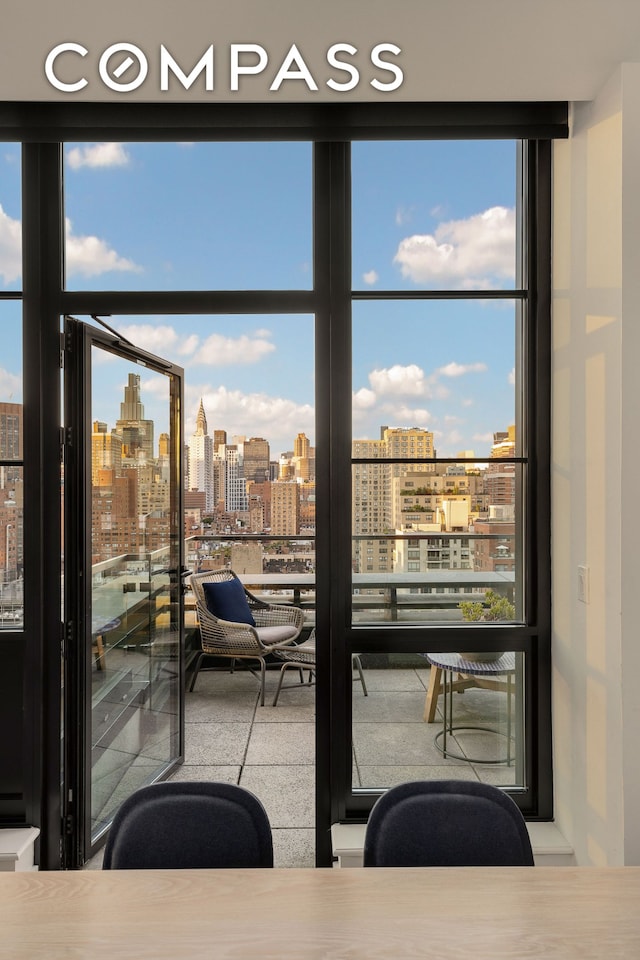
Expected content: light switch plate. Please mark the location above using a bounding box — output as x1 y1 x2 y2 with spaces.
578 564 590 603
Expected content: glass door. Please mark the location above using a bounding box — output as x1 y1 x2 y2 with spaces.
63 316 184 866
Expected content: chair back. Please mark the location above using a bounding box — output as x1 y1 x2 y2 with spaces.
103 781 274 869
363 780 534 867
190 568 247 617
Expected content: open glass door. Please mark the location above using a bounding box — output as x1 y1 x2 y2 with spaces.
63 316 184 866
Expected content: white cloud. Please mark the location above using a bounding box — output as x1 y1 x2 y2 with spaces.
192 332 276 367
369 363 429 397
118 324 181 354
67 142 131 170
65 218 142 276
0 367 21 400
394 205 515 287
186 385 314 451
140 375 171 397
2 209 142 282
177 334 200 356
95 325 275 369
352 387 377 410
0 204 22 284
473 432 495 444
508 367 516 385
362 269 378 285
437 361 487 378
382 403 432 425
395 206 414 226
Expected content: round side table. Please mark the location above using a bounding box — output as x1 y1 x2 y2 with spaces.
425 652 516 765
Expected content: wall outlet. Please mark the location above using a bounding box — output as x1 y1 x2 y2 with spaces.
577 564 590 604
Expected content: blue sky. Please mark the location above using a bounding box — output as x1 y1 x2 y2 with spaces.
1 139 517 456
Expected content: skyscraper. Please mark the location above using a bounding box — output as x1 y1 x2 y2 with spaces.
486 425 516 506
293 432 311 480
0 401 21 461
187 398 214 512
218 444 248 513
243 437 270 484
352 426 435 573
213 429 227 453
91 420 123 485
271 481 300 535
113 373 155 461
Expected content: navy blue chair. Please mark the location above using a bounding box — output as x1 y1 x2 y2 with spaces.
103 781 274 869
363 780 534 867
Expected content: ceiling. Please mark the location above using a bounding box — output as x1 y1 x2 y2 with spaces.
1 1 639 102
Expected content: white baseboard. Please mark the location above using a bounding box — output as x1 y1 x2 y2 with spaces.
331 821 575 867
0 828 40 872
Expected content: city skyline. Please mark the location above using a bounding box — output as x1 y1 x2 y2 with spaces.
2 139 517 455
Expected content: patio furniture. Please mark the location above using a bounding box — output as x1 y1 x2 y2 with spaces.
424 652 516 764
363 779 534 867
271 628 368 706
91 616 121 671
189 569 304 705
423 650 516 723
102 780 274 869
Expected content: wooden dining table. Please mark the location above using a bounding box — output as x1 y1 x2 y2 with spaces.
1 865 639 959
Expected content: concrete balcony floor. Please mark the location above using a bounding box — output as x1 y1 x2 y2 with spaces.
86 663 519 869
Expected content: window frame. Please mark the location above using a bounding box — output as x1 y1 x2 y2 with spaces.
327 138 553 824
4 102 561 867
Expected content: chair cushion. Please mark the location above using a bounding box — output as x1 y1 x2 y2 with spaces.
202 578 256 626
255 625 299 645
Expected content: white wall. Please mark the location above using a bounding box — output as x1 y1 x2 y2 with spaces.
552 63 640 865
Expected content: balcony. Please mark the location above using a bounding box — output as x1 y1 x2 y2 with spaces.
85 538 522 869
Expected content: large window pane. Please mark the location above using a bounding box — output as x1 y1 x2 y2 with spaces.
353 652 526 791
0 464 23 628
352 140 517 292
84 311 316 588
86 313 315 461
0 144 22 291
63 143 312 291
352 299 518 451
89 347 180 838
0 301 23 627
351 299 522 623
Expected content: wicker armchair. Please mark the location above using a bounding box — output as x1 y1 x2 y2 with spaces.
189 569 305 705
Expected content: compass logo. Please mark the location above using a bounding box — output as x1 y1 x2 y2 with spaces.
44 42 404 94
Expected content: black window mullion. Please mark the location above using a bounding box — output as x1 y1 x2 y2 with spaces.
527 138 553 817
313 141 333 866
324 141 353 830
22 141 64 867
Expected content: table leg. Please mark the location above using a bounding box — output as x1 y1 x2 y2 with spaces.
423 666 442 722
443 667 452 758
93 633 106 671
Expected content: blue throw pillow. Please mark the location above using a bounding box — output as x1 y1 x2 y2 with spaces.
202 578 256 626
